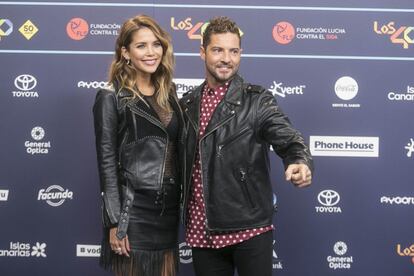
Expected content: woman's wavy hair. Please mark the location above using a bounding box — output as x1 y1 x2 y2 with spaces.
109 14 175 110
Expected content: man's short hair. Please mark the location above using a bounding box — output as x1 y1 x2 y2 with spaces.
202 16 241 49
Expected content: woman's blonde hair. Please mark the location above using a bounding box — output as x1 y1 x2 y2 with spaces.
109 14 175 110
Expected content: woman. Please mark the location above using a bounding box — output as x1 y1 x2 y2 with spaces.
93 15 184 276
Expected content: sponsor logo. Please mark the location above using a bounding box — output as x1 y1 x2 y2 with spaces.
76 244 101 257
380 196 414 205
397 244 414 264
0 190 9 201
179 242 192 264
374 21 414 49
388 86 414 102
0 242 47 258
268 81 306 98
310 136 379 157
25 126 51 154
273 22 295 44
272 240 283 269
405 138 414 158
272 21 346 45
67 18 89 40
327 241 353 270
316 190 342 213
18 20 38 40
67 18 120 40
0 19 13 41
13 74 39 98
171 17 243 44
77 81 109 89
332 76 360 108
37 185 74 207
173 78 204 98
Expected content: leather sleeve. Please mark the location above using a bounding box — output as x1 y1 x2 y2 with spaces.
93 89 121 227
256 91 314 172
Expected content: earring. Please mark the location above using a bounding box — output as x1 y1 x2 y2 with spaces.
126 59 131 65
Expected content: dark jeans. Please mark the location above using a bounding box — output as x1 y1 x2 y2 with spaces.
191 230 273 276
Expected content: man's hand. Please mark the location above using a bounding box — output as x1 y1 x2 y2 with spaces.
285 164 312 188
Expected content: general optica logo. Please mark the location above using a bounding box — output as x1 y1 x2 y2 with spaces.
66 18 88 40
37 185 74 207
25 126 51 154
396 244 414 264
327 241 353 270
0 19 13 41
272 21 295 44
374 21 414 49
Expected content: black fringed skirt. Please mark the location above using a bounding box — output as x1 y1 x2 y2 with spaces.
100 178 180 276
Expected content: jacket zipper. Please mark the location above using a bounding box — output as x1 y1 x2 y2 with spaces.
217 127 250 157
199 111 236 232
239 168 255 208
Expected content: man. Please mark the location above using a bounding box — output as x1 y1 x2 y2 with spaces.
180 16 313 276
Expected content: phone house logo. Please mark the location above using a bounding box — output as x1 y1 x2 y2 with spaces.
310 136 379 157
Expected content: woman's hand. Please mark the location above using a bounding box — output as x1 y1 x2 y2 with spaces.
109 227 130 257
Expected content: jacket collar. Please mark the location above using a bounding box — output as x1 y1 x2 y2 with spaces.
184 74 245 134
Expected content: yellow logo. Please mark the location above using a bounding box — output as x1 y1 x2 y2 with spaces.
19 20 38 40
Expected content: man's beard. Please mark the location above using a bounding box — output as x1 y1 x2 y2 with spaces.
206 62 238 84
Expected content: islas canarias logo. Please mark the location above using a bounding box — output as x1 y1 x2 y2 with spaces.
374 21 414 49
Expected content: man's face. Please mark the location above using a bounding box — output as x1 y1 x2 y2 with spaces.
201 32 242 88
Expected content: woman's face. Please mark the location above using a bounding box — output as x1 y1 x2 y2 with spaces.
122 27 163 76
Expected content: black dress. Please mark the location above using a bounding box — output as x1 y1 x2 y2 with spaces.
100 95 180 276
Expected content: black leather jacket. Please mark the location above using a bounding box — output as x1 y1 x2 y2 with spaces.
180 75 313 232
93 86 185 239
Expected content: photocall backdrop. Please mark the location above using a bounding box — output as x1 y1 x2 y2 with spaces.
0 1 413 275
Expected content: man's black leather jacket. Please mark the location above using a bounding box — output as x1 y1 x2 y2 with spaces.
180 74 313 232
93 86 185 239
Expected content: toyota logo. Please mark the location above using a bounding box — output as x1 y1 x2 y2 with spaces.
14 74 37 91
318 190 340 206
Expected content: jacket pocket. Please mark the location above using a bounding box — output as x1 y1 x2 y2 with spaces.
217 127 250 156
239 168 256 209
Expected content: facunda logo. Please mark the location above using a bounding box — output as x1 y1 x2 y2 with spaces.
310 136 379 157
37 185 74 207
